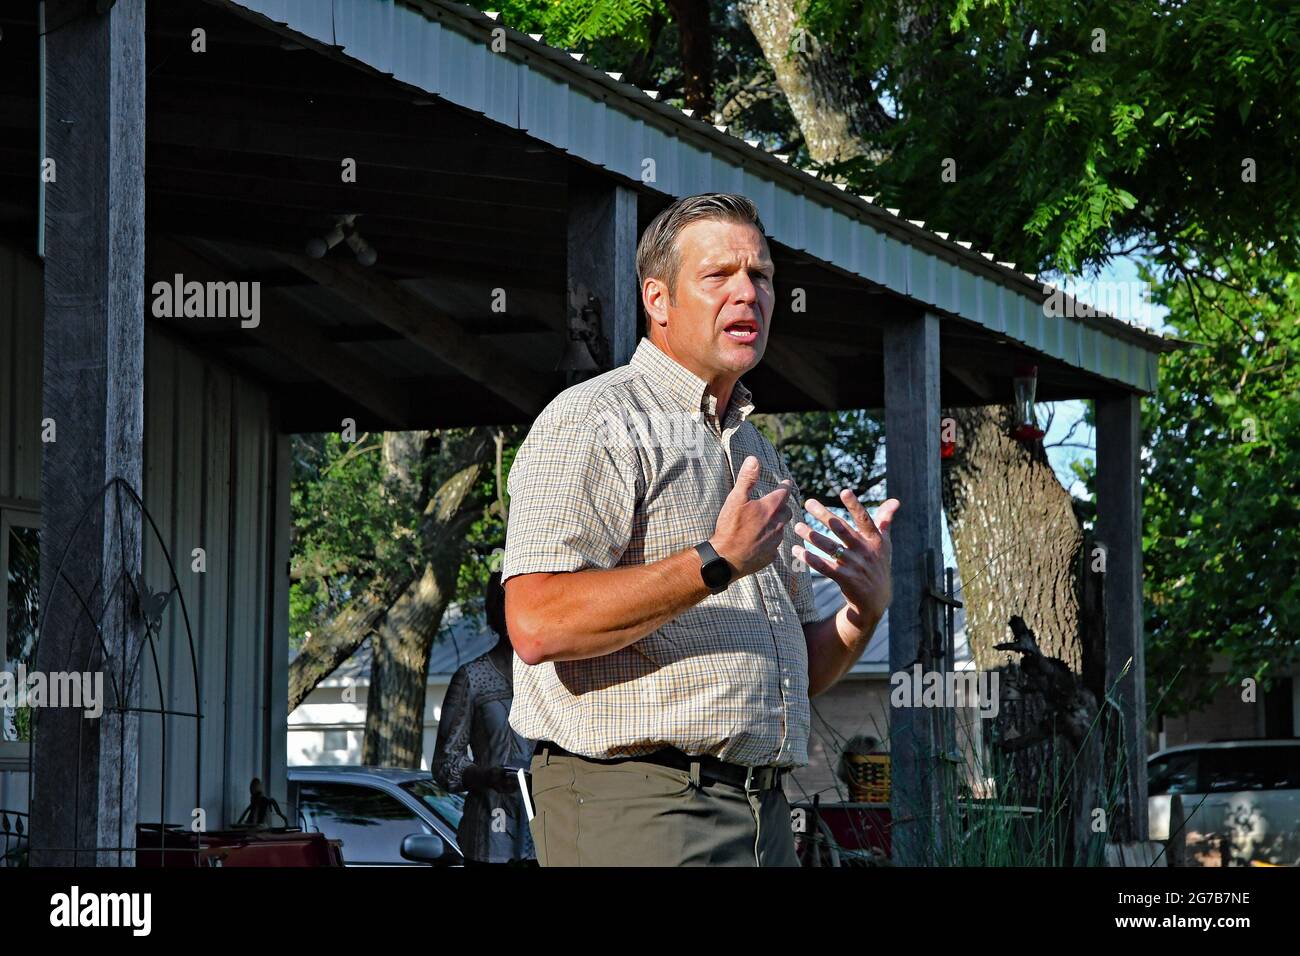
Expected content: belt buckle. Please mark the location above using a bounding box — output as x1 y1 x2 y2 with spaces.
743 766 774 793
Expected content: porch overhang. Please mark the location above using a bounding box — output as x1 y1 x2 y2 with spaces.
216 0 1175 399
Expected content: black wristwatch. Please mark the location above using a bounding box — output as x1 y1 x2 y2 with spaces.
695 541 733 594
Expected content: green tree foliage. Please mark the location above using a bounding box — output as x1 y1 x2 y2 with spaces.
289 429 513 650
752 409 885 504
1142 249 1300 714
800 0 1300 276
492 0 801 148
290 432 419 649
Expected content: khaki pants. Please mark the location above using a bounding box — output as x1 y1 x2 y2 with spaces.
528 749 800 867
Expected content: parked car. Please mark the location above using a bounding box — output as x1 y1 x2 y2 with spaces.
1148 739 1300 865
287 766 466 866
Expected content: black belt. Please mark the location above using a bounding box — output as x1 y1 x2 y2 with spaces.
533 740 787 793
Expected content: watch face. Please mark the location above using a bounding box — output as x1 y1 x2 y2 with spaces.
702 557 730 589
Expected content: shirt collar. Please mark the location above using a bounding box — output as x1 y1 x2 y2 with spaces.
630 337 756 424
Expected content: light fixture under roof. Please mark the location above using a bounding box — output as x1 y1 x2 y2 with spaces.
305 214 377 267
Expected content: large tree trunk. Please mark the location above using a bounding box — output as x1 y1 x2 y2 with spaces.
665 0 713 117
288 582 406 712
362 449 490 768
941 405 1083 672
737 0 890 163
728 6 1111 859
287 431 493 715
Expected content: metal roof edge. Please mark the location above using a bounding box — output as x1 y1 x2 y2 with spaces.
217 0 1175 389
411 2 1175 355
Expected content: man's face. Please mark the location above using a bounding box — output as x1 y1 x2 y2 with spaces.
645 218 775 382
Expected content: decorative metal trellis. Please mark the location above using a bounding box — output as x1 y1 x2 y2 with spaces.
23 476 202 866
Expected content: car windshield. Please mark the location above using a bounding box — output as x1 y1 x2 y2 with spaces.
400 778 465 829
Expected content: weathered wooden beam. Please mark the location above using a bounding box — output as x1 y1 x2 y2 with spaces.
945 365 997 402
145 110 568 197
277 378 528 431
883 310 945 866
34 0 146 867
146 148 569 219
148 238 415 428
763 336 839 410
1096 392 1149 840
279 252 555 417
146 211 561 291
568 175 639 369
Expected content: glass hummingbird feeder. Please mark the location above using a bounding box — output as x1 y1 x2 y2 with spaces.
1010 363 1045 443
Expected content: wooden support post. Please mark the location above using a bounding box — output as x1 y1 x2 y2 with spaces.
33 0 147 865
567 174 638 370
1096 393 1149 840
884 311 944 865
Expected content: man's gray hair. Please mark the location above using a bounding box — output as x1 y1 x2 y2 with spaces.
636 193 766 302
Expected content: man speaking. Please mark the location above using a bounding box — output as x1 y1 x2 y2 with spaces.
503 193 899 866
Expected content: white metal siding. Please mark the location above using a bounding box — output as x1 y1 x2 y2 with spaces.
0 243 289 830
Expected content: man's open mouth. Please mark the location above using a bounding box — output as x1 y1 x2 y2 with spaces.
723 320 759 342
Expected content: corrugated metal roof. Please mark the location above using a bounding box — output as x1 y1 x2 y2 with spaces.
226 0 1175 394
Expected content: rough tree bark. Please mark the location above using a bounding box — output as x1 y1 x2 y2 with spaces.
941 405 1084 672
737 0 890 163
287 430 493 715
665 0 713 117
362 440 492 768
992 606 1130 864
288 584 404 713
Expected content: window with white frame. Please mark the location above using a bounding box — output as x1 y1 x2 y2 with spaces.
1 507 40 747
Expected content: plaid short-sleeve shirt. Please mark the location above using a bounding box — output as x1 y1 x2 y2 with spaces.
503 336 830 768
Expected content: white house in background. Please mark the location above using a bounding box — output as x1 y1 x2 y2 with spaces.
289 573 978 800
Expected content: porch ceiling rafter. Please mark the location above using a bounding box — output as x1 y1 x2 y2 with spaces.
148 237 416 427
278 251 554 418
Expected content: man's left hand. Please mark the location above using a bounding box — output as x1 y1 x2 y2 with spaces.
792 491 900 634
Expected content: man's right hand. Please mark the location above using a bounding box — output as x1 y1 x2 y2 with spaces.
709 455 794 580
